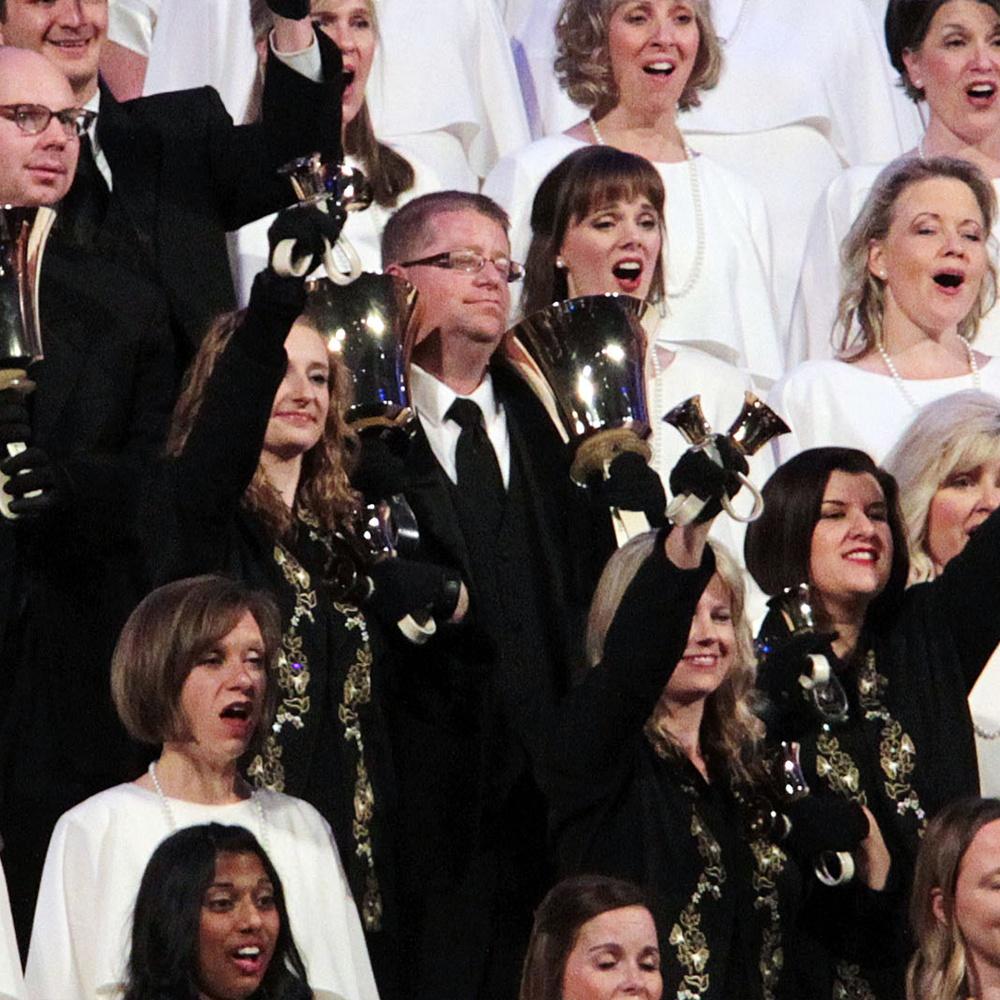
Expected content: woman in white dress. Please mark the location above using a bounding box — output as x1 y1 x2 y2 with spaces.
883 391 1000 796
0 864 23 1000
231 0 444 303
791 0 1000 365
770 156 1000 466
25 575 378 1000
484 0 783 388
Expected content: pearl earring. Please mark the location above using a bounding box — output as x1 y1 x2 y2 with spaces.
555 256 567 269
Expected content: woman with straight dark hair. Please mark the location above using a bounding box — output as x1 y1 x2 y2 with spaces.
124 823 310 1000
519 874 661 1000
746 445 1000 997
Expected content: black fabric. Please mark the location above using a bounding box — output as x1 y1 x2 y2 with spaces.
446 397 505 538
53 134 109 249
0 245 175 955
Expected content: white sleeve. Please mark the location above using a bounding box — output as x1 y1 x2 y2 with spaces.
0 863 25 1000
107 0 159 56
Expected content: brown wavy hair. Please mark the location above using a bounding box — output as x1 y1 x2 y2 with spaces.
554 0 721 118
585 533 763 788
166 308 359 541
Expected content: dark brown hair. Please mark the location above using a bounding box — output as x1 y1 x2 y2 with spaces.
111 575 282 750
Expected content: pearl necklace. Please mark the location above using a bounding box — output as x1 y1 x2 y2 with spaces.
649 341 668 473
588 115 705 299
148 761 270 853
874 336 980 410
975 721 1000 740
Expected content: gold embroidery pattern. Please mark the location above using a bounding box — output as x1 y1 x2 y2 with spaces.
857 651 927 831
750 839 787 1000
248 542 318 792
816 733 866 805
832 961 878 1000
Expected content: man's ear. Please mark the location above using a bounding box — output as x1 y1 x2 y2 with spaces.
385 262 405 279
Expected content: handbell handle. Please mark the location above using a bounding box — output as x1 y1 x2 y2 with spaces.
726 391 790 456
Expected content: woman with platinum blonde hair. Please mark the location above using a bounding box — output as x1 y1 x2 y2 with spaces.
906 796 1000 1000
770 156 1000 465
483 0 783 386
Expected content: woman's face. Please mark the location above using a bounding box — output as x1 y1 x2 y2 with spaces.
263 320 331 463
947 818 1000 983
867 176 988 340
198 851 280 1000
606 0 699 117
311 0 376 127
926 453 1000 571
903 0 1000 139
176 610 267 763
663 573 735 707
561 905 662 1000
559 194 662 299
809 471 893 624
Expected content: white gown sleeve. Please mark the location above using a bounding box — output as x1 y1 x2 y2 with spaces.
107 0 159 56
0 862 25 1000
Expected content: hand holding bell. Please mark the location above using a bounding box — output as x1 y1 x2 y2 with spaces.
267 203 347 280
663 392 789 525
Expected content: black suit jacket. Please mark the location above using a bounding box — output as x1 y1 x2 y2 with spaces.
67 31 343 353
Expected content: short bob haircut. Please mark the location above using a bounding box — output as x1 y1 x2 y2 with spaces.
123 823 311 1000
521 145 666 318
586 533 763 787
884 391 1000 585
885 0 1000 102
906 797 1000 1000
519 873 658 1000
745 448 910 628
111 575 282 750
555 0 721 117
381 190 511 269
834 156 998 358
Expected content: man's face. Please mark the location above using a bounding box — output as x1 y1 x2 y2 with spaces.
0 47 80 205
0 0 108 103
395 209 512 358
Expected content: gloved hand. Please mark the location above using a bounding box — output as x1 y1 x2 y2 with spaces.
756 630 840 740
0 446 70 517
268 202 347 277
366 557 463 627
0 389 31 447
353 428 410 500
596 451 667 526
783 794 870 860
266 0 310 19
668 435 748 524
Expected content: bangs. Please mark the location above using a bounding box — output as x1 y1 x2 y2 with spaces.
565 167 664 226
944 431 1000 486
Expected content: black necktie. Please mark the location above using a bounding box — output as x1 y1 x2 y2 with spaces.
58 133 110 248
447 397 505 535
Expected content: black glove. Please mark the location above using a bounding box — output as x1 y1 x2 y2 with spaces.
0 389 31 447
353 428 410 500
366 557 463 627
0 446 70 516
596 451 667 526
267 202 347 277
266 0 310 19
783 794 869 859
756 630 840 740
668 436 749 524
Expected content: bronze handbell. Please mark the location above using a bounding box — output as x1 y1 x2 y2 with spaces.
275 152 374 285
0 205 55 519
662 392 789 525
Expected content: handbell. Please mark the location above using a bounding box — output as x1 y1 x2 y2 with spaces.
663 391 789 525
273 153 374 285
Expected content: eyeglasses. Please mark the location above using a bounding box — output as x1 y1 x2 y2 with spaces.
400 249 524 283
0 104 97 139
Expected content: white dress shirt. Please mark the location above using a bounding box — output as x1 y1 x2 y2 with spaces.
409 362 511 489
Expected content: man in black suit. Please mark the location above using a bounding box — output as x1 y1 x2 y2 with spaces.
372 191 622 1000
0 0 344 356
0 44 175 952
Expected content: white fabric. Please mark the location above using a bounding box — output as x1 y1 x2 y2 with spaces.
790 170 1000 366
410 363 511 488
970 647 1000 796
0 863 24 1000
25 784 378 1000
107 0 158 57
767 357 1000 466
229 149 443 306
483 134 783 385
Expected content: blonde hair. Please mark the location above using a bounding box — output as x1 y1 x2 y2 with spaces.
834 156 998 357
884 391 1000 584
554 0 721 117
585 533 763 787
166 309 359 541
907 797 1000 1000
